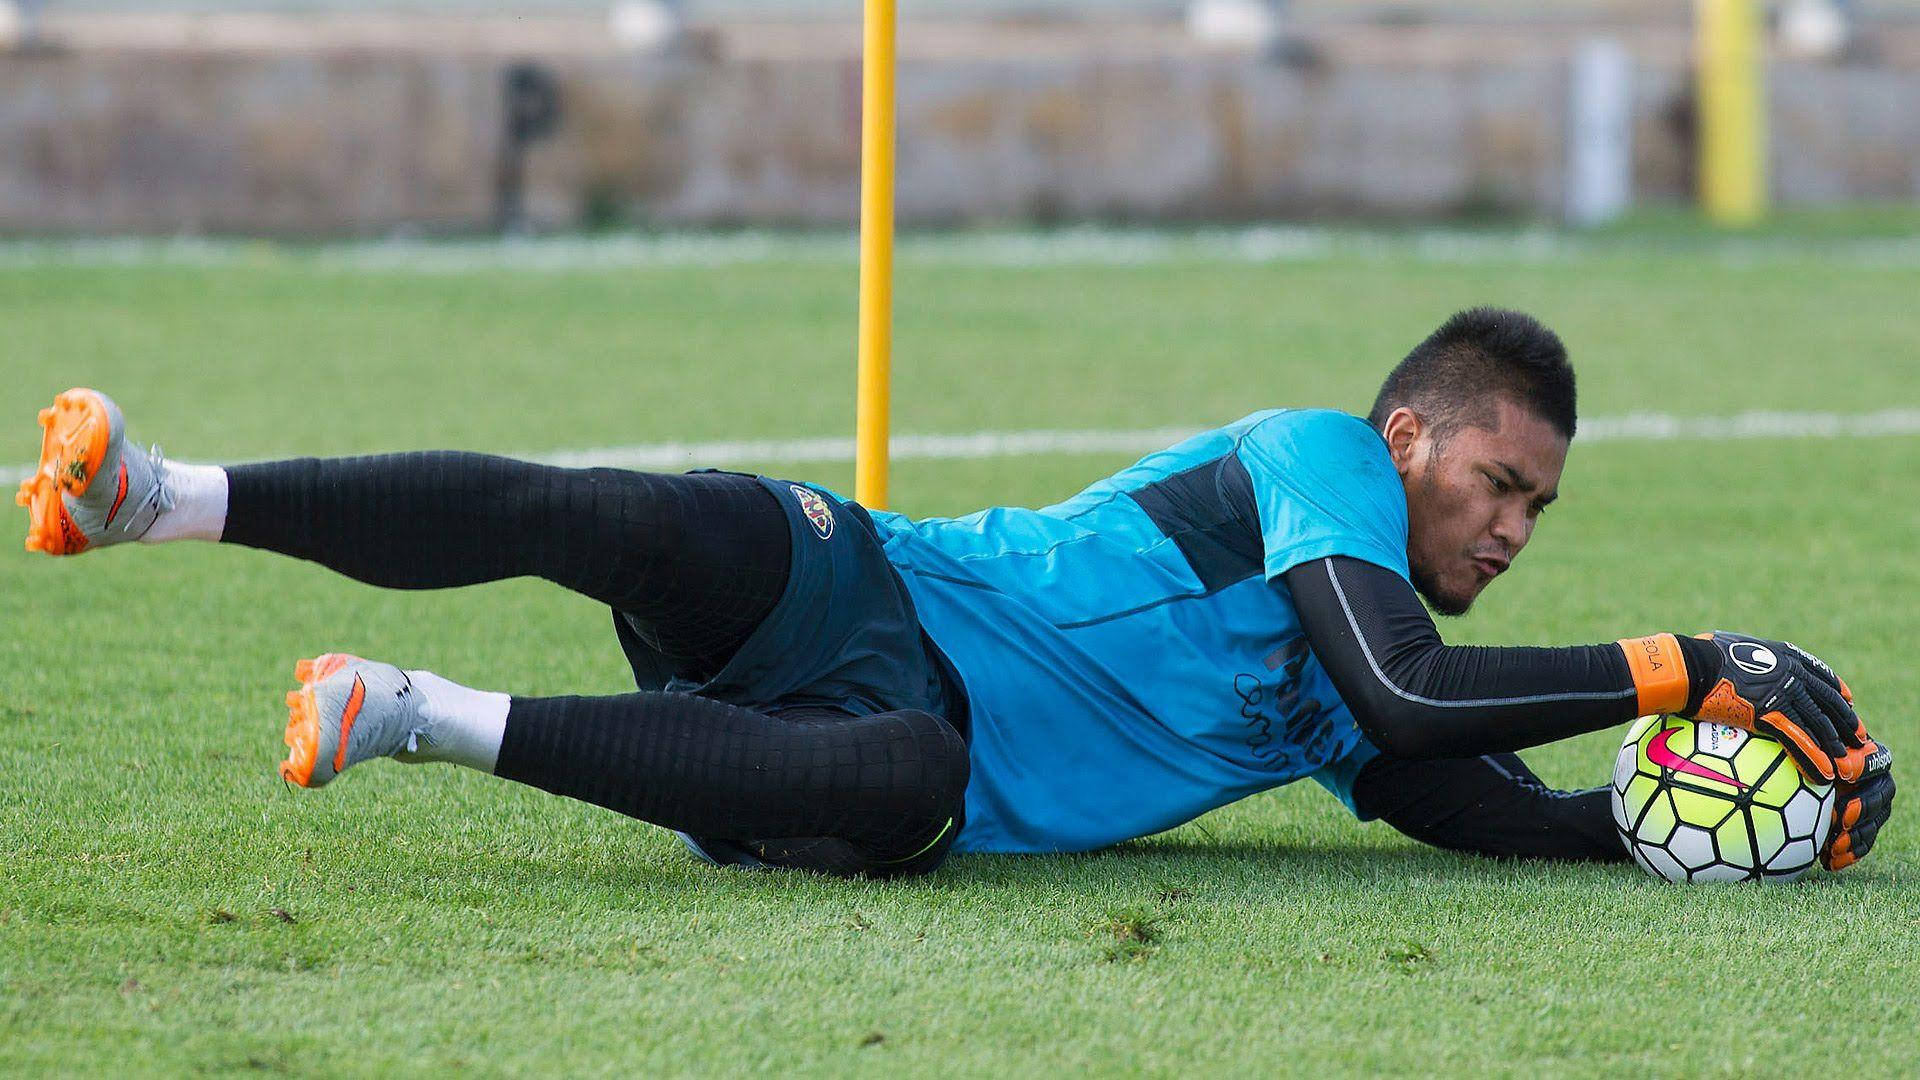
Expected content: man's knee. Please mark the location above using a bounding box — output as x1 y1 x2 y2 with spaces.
895 706 970 821
839 706 968 875
787 704 967 827
679 707 969 880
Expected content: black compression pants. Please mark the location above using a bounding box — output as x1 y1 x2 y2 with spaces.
226 454 791 678
223 453 968 877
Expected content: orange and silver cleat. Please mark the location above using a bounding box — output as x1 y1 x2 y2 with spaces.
282 653 429 788
16 388 172 554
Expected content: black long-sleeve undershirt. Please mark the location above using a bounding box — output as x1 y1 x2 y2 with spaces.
1283 555 1719 760
1351 751 1628 862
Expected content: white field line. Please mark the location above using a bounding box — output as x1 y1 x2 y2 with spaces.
533 427 1204 472
6 228 1920 270
4 409 1918 489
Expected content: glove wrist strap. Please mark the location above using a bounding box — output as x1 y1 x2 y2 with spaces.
1617 633 1691 715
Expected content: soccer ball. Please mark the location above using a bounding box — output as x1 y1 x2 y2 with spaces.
1611 715 1834 883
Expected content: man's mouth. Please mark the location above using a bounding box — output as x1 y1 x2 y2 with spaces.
1472 556 1509 578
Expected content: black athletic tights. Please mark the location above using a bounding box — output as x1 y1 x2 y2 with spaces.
223 453 968 876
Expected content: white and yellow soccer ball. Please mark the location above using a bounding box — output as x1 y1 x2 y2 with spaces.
1611 715 1834 883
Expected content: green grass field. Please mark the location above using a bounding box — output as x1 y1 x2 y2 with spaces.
3 235 1918 1076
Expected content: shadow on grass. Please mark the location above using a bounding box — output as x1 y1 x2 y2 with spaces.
450 830 1638 903
938 838 1629 891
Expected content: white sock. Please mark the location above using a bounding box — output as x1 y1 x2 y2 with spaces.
141 462 228 543
398 670 510 774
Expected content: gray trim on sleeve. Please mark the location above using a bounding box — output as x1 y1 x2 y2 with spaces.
1322 557 1637 709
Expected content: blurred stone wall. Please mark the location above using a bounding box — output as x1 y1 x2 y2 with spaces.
0 41 1916 234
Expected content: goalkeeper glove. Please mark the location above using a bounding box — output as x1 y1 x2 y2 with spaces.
1825 740 1895 871
1618 631 1875 784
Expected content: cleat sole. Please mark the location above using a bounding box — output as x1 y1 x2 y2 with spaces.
16 388 112 555
279 653 363 788
282 686 320 787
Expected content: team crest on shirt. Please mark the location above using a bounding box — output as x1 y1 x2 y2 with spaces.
791 485 835 539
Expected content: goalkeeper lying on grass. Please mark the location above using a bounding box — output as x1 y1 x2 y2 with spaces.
16 307 1893 877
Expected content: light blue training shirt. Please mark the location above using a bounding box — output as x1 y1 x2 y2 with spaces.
864 409 1412 854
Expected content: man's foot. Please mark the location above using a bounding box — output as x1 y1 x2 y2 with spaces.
16 388 173 554
281 654 429 788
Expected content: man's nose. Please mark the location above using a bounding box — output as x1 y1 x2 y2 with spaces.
1490 505 1529 552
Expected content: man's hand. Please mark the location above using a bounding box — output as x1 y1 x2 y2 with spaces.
1683 632 1874 784
1825 741 1894 871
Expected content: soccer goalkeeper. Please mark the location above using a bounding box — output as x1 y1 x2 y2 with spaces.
16 307 1893 877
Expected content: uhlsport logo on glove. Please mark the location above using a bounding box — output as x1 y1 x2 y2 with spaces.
1729 641 1778 675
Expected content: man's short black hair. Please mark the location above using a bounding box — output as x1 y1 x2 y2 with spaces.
1366 307 1576 441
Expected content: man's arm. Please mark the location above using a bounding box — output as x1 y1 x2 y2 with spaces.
1288 554 1891 868
1283 555 1718 760
1351 750 1627 862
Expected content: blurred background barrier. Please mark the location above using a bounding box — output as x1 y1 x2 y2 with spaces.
0 1 1916 234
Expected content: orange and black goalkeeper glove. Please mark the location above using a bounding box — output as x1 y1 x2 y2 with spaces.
1826 740 1895 871
1617 631 1875 785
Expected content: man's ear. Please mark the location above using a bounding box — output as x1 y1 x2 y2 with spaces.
1380 406 1425 477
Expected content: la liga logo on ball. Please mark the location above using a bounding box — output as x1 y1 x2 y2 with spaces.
1699 723 1746 756
1612 715 1834 883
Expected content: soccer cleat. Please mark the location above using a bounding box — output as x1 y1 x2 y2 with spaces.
280 654 428 788
16 388 173 554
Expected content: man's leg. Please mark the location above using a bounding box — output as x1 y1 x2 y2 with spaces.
18 387 789 677
499 697 966 876
222 454 789 679
287 654 968 877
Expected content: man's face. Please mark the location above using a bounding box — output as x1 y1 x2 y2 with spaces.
1383 398 1569 617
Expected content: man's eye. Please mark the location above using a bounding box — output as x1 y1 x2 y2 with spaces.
1486 474 1509 494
